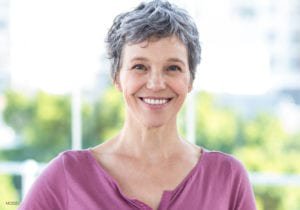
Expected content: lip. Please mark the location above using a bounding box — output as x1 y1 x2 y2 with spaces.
139 96 173 99
138 97 173 110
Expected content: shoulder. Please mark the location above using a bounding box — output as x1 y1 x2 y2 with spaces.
200 150 257 209
28 149 92 187
19 149 92 210
201 150 250 179
39 149 90 173
58 149 91 165
203 150 246 169
202 150 257 209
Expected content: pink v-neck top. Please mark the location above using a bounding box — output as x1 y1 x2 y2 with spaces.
19 149 257 210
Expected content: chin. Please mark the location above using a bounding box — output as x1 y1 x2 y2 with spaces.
142 120 166 129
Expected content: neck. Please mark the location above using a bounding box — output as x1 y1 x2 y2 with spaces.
112 118 188 162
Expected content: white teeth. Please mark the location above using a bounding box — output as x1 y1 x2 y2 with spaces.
143 98 169 105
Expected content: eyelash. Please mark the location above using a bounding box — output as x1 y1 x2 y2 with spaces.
131 64 182 72
167 65 182 72
132 64 147 71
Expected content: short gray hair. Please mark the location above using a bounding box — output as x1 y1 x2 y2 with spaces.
106 0 201 82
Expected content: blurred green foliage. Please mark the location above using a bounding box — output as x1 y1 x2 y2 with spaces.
195 92 240 153
2 91 71 162
194 92 300 210
1 86 300 210
0 175 18 210
82 87 124 148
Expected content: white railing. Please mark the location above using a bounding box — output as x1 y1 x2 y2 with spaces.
250 172 300 186
0 160 46 198
1 161 300 200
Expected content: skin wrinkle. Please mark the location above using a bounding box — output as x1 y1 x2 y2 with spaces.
18 1 256 210
112 35 193 163
99 1 202 209
106 0 201 84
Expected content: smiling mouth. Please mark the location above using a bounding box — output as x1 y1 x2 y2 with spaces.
139 97 173 105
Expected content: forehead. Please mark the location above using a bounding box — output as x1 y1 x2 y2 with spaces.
122 36 188 63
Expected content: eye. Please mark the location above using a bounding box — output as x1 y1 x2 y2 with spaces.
132 64 147 71
167 65 182 72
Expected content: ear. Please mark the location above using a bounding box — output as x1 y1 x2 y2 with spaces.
188 80 193 93
114 73 122 92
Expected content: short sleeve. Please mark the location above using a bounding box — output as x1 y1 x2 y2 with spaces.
18 154 68 210
229 159 257 210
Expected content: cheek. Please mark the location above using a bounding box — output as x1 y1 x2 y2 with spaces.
172 77 191 95
120 74 144 97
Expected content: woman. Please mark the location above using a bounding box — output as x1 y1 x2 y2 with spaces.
19 0 257 209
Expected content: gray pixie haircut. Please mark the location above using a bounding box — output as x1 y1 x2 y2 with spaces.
106 0 201 82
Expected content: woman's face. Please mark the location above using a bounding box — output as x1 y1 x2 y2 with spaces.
116 35 192 128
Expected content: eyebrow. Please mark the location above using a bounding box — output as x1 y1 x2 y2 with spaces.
130 57 149 62
167 58 186 66
130 57 186 65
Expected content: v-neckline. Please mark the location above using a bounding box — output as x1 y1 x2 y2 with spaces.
86 147 205 210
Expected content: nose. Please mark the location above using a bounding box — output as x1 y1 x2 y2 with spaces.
146 70 166 91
